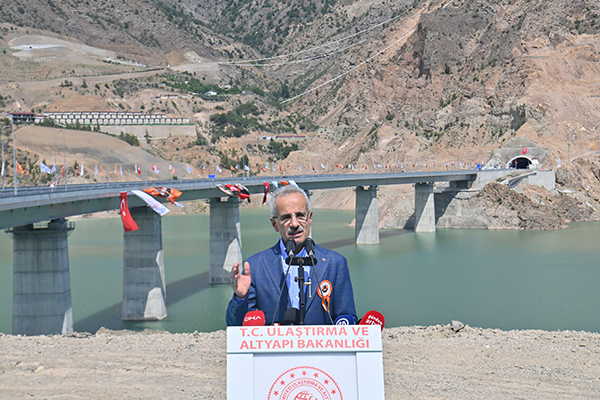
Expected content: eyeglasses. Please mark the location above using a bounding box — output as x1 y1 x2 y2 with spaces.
274 211 309 226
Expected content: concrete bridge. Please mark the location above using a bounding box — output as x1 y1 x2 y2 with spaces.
0 170 551 335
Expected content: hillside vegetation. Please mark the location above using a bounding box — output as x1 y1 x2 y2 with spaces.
1 0 600 226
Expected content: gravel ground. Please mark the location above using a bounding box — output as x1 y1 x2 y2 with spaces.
1 325 599 399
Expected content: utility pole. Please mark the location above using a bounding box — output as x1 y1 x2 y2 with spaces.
212 146 216 177
0 113 17 194
10 114 16 195
54 130 59 186
1 125 5 190
63 129 67 191
143 138 148 185
105 133 109 186
267 144 275 178
179 147 183 183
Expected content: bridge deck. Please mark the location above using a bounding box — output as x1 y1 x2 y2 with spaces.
0 171 478 230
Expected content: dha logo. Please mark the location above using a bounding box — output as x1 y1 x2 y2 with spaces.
267 366 342 400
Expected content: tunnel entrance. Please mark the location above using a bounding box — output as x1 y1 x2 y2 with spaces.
509 157 532 169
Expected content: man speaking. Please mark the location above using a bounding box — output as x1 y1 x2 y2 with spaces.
226 185 357 326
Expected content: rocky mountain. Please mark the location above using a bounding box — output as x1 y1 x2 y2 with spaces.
1 0 600 228
0 0 233 64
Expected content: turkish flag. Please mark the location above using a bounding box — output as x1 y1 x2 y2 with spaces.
262 181 269 204
119 192 139 232
522 147 527 155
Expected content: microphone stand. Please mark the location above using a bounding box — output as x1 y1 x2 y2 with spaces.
271 238 301 326
286 253 317 325
303 238 334 325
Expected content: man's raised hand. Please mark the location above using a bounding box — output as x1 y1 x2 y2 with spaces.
230 261 251 298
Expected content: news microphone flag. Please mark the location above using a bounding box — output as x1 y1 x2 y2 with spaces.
334 314 357 325
359 310 385 330
243 310 265 326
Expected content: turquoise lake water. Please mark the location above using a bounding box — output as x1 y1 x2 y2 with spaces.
1 209 599 334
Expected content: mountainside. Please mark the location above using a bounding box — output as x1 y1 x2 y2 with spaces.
0 0 234 64
1 0 600 227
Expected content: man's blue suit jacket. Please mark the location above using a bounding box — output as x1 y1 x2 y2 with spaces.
226 241 356 326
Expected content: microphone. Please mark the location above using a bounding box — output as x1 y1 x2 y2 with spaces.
243 310 265 326
334 314 356 325
285 237 296 257
284 307 300 325
303 238 316 256
359 310 385 330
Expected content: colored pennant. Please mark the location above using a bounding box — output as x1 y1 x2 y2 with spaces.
142 187 182 204
131 190 170 216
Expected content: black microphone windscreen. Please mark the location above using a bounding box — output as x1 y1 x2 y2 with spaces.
283 307 300 325
303 238 316 256
285 238 296 256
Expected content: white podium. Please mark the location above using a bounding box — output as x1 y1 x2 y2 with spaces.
227 325 385 400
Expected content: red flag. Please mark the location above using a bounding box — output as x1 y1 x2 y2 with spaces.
137 165 142 175
119 192 139 232
522 147 527 155
234 184 251 201
225 184 241 194
262 182 269 204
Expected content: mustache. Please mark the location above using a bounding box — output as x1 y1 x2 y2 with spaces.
287 226 304 235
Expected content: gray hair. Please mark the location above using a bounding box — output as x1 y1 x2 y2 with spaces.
269 185 311 217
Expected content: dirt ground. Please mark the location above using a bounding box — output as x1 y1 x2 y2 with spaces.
1 324 599 399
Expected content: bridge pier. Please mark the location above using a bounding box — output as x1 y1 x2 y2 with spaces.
355 186 380 244
209 197 242 284
122 206 167 321
10 218 74 335
414 182 436 232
